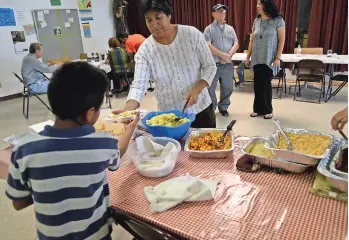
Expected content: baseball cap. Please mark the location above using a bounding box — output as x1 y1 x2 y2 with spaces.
212 4 228 12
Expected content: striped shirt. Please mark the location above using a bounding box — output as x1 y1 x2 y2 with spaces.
127 25 217 115
204 21 238 63
5 125 120 240
108 47 130 73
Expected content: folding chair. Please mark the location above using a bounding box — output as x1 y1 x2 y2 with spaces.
293 60 327 104
112 210 179 240
272 60 287 99
13 73 52 119
326 74 348 102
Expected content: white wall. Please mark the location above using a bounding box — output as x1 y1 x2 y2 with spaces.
0 0 115 97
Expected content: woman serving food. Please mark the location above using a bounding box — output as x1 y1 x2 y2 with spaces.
114 0 217 128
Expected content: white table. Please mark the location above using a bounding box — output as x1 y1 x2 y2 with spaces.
232 53 349 64
72 59 111 72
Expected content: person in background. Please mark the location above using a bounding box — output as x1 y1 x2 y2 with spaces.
331 107 348 130
107 37 133 93
5 62 139 239
235 33 252 85
115 0 217 128
117 33 146 69
246 0 285 120
204 4 239 117
113 0 129 36
21 43 62 94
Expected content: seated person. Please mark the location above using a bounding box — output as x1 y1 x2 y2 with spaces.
236 34 252 85
107 38 134 92
21 43 62 94
5 62 139 239
117 33 146 68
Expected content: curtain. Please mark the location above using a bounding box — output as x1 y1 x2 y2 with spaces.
128 0 298 53
308 0 348 71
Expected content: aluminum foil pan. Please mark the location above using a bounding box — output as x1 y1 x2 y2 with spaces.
242 137 309 173
318 138 348 193
329 144 348 179
3 132 30 146
184 128 234 159
265 128 333 166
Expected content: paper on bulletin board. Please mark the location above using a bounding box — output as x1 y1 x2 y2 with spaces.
64 22 71 28
53 26 62 35
11 31 27 53
82 22 91 38
68 17 74 23
66 9 71 13
23 24 35 35
40 21 47 28
0 8 16 26
44 10 49 14
37 11 45 22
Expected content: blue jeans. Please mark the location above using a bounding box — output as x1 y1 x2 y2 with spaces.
236 62 246 83
208 63 234 112
29 79 49 94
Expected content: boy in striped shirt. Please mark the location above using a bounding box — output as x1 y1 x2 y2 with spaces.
5 62 139 239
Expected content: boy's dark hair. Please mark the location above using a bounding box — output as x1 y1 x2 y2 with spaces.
141 0 173 16
117 32 129 41
48 62 108 121
258 0 282 19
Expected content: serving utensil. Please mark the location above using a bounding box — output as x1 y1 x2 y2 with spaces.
272 118 293 151
220 120 236 143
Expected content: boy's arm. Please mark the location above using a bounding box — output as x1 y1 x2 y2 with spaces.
6 151 33 211
118 113 140 157
12 198 33 210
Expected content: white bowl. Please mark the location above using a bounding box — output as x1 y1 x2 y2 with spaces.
126 137 181 178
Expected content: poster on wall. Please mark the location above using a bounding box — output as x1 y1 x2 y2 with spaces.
0 8 16 26
23 24 36 35
78 0 93 21
11 31 27 53
77 0 92 10
79 10 93 21
50 0 62 6
82 22 91 38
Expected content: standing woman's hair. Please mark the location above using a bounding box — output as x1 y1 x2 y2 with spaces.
140 0 173 16
258 0 281 19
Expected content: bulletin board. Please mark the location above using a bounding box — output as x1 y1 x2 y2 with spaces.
32 9 83 62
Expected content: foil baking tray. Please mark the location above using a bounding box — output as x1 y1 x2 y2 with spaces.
318 138 348 193
3 132 30 146
329 144 348 179
265 128 333 166
242 137 309 173
184 128 234 159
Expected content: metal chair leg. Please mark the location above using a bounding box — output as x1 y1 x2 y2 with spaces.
26 94 29 119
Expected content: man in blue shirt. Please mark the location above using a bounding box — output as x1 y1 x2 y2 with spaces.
21 43 62 94
204 4 239 117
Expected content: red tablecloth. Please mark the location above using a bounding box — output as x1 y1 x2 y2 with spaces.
0 138 347 240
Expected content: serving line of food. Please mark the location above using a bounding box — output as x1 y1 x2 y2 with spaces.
1 109 348 239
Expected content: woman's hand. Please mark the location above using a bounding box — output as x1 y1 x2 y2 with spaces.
186 88 200 107
273 59 281 67
331 107 348 130
245 57 251 67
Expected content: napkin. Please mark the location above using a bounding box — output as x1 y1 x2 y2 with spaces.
144 175 218 212
136 136 177 159
311 171 347 202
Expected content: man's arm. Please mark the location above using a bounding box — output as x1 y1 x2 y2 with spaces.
228 28 239 57
31 58 58 73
